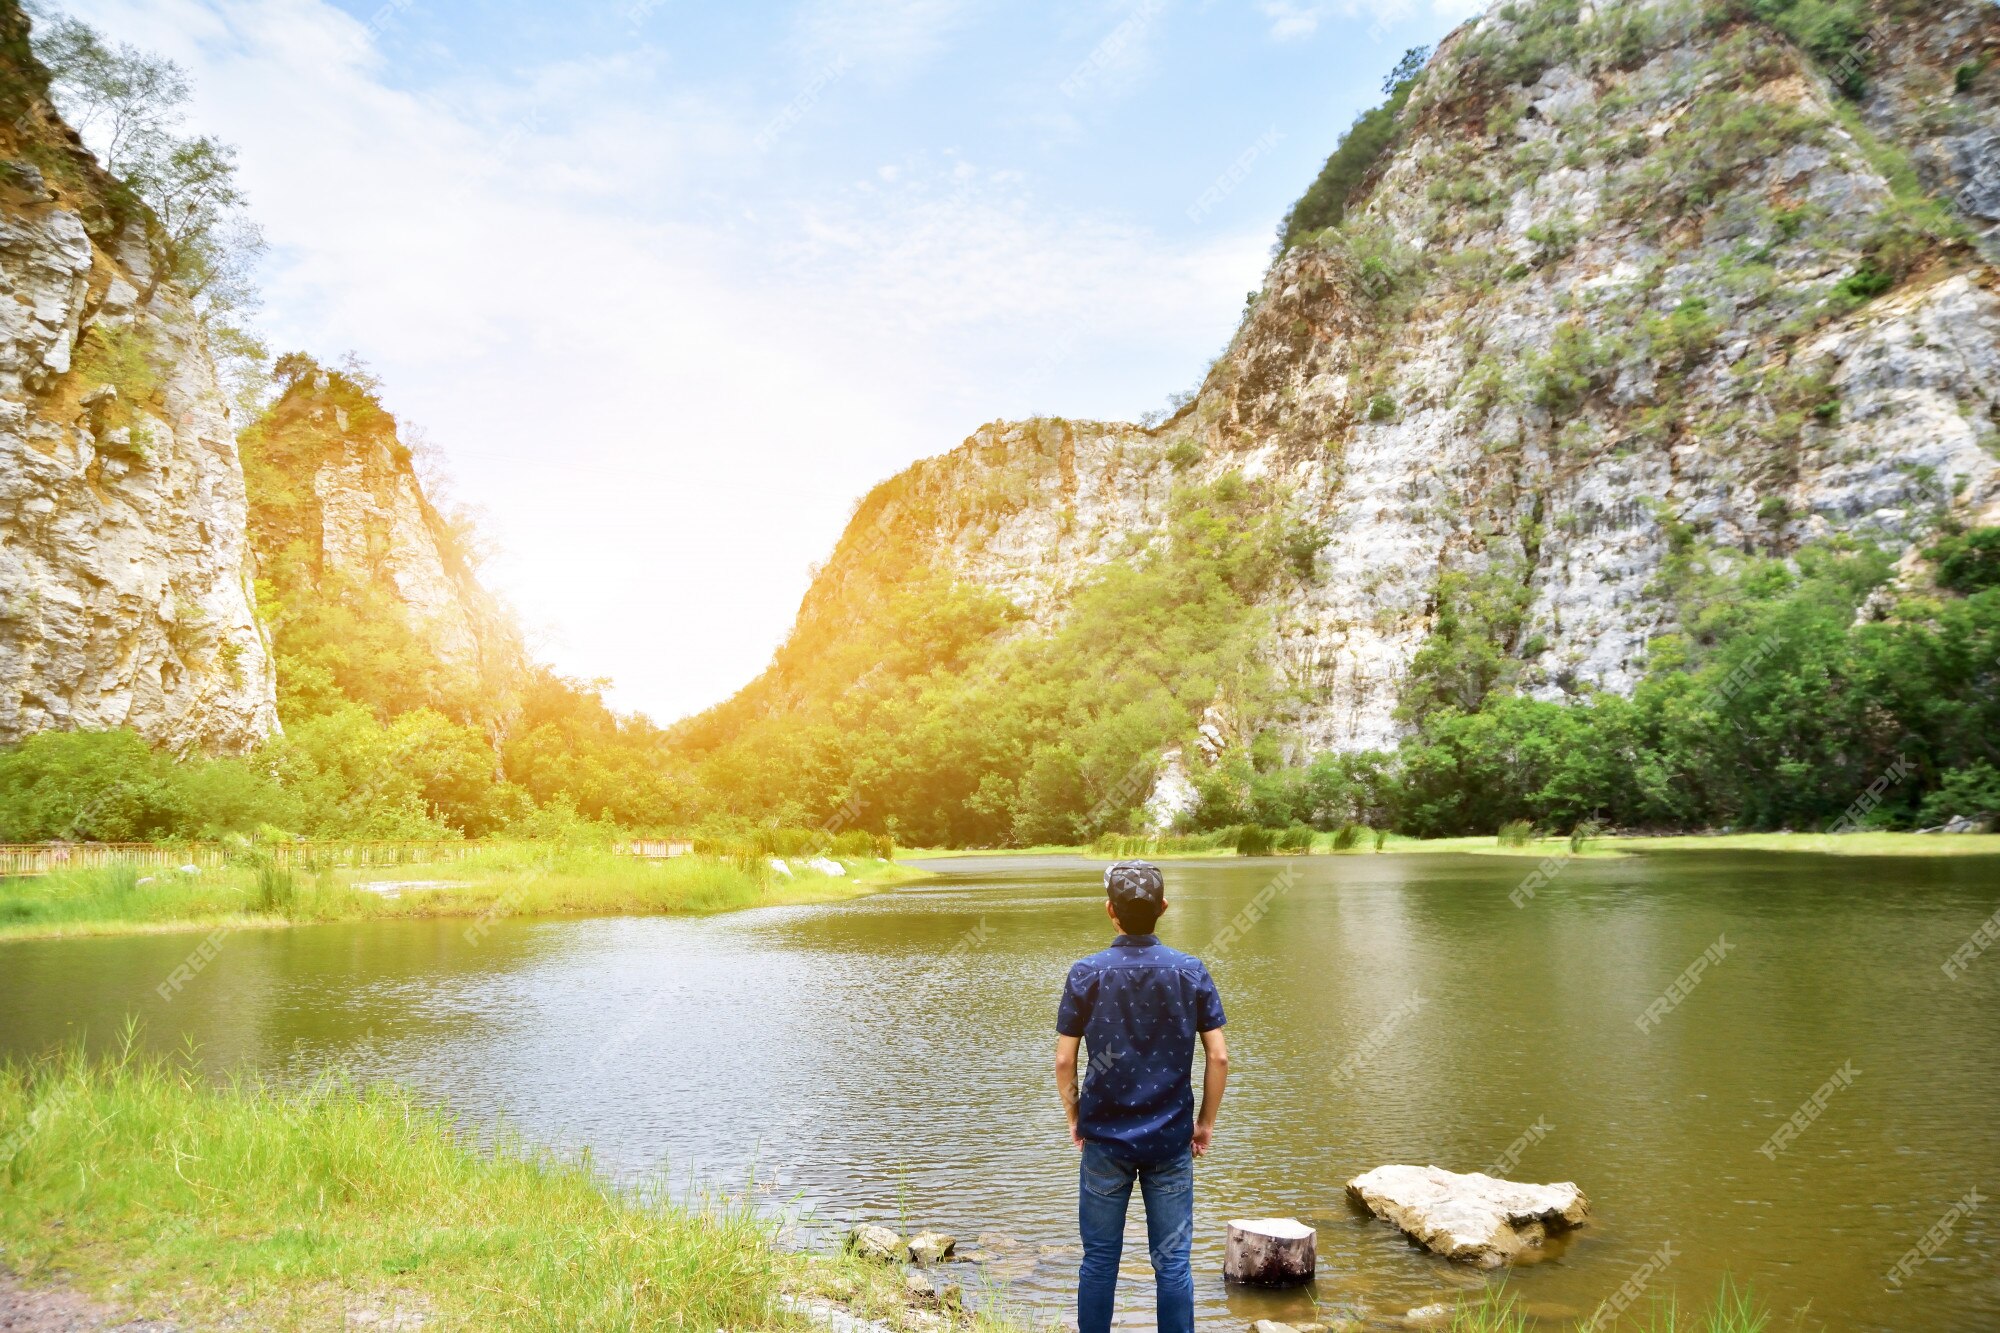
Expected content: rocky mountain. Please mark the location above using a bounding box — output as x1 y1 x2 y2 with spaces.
694 0 2000 825
0 6 276 755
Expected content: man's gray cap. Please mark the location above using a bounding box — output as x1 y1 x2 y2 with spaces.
1104 860 1165 908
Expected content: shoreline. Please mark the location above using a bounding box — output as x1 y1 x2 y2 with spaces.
0 853 936 945
8 827 1996 946
908 830 2000 861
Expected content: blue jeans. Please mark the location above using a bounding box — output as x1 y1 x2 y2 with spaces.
1077 1141 1195 1333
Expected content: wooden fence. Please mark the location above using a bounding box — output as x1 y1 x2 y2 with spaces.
0 840 482 878
615 840 693 859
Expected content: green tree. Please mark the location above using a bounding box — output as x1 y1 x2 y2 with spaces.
1277 46 1430 248
1398 566 1534 723
29 9 267 399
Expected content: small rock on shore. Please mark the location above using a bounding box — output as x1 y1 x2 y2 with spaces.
906 1231 956 1265
846 1223 905 1264
902 1268 961 1308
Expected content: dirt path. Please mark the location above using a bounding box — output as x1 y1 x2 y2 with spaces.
0 1275 177 1332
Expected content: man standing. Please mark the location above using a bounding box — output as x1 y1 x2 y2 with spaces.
1055 861 1229 1333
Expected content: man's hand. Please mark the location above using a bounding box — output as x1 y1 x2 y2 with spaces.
1055 1034 1083 1150
1194 1026 1228 1159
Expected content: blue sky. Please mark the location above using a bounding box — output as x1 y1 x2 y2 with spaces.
62 0 1482 722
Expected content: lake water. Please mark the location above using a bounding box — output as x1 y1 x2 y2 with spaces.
2 851 1998 1331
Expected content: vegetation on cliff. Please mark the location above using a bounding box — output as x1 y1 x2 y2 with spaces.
678 506 2000 841
672 473 1311 846
27 1 266 396
1193 534 2000 836
1277 44 1432 249
239 353 698 837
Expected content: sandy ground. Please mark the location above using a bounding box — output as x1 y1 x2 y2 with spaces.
0 1275 432 1332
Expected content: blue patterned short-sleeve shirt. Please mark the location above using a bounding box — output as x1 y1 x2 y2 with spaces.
1057 933 1226 1161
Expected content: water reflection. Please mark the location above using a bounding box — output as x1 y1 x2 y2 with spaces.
1 852 1997 1330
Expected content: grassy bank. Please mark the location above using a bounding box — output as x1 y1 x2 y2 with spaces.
12 825 1988 945
0 1049 990 1332
1612 831 2000 857
0 846 931 943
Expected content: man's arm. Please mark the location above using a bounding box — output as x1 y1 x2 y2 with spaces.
1192 1026 1228 1157
1055 1034 1084 1150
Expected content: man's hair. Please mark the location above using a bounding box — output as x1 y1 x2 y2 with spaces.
1111 897 1163 935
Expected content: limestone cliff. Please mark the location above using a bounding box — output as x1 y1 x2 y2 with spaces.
241 358 524 713
313 439 493 670
721 0 2000 809
0 7 277 754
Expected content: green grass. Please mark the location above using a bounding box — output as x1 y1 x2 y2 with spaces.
0 1044 996 1331
898 844 1096 859
1448 1290 1530 1332
1437 1280 1776 1330
0 847 932 942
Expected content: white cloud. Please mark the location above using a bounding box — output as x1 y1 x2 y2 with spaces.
1054 0 1169 102
1257 0 1486 43
780 157 1256 333
791 0 978 74
1258 0 1333 41
53 0 1268 722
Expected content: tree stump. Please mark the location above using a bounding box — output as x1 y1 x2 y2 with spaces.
1223 1217 1316 1285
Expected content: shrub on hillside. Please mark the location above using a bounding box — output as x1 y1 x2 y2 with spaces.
1742 0 1873 94
0 729 293 842
830 828 893 859
1929 526 2000 593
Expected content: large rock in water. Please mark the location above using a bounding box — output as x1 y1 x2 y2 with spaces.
1346 1165 1588 1267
